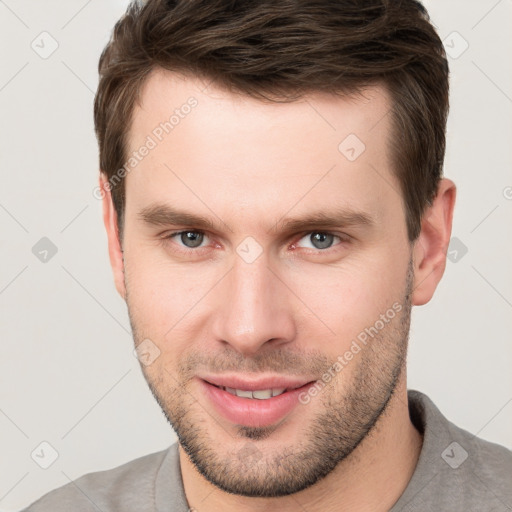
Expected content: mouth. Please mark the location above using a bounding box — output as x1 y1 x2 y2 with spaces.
199 377 316 428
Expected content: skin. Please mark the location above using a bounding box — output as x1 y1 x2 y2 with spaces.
101 69 456 512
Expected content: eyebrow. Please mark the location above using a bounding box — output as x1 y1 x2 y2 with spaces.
137 203 375 235
269 208 374 234
138 203 218 230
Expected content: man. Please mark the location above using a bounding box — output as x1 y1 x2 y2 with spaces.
23 0 512 510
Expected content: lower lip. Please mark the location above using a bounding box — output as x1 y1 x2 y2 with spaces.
200 379 315 428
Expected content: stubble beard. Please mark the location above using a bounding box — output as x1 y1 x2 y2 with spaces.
126 262 414 498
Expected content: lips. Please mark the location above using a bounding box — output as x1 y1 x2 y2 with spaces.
201 374 313 392
198 375 316 428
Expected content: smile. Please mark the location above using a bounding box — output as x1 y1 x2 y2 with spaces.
200 377 316 427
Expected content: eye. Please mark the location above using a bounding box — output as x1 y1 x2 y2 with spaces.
167 230 209 249
295 232 343 250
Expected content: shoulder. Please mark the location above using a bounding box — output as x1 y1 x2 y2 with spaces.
446 413 512 494
21 446 172 512
398 390 512 511
415 389 512 479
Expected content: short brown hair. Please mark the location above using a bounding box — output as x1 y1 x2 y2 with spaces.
94 0 449 241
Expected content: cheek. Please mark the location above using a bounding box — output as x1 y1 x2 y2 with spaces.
286 251 407 350
123 241 221 347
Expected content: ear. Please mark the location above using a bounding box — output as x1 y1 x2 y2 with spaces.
411 178 456 306
100 173 126 300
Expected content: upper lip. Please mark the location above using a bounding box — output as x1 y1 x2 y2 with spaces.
199 374 316 391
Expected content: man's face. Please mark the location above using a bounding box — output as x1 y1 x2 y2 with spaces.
120 70 414 496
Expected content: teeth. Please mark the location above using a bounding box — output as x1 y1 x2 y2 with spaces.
221 387 287 399
252 389 272 400
236 389 253 399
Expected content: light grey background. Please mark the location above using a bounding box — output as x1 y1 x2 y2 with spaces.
1 1 511 510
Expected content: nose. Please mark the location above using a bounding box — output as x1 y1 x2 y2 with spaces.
211 253 296 356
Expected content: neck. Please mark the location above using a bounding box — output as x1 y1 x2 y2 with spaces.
179 371 422 512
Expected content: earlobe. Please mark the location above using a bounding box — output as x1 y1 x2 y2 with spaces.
411 178 456 306
100 173 127 300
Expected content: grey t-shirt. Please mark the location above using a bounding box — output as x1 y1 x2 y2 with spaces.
22 390 512 511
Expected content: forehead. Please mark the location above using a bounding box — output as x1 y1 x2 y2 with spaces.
130 69 392 148
125 68 403 234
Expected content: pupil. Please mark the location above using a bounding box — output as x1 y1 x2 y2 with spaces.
181 231 203 248
311 232 333 249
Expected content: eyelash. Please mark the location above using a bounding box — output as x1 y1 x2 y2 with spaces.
161 229 349 257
